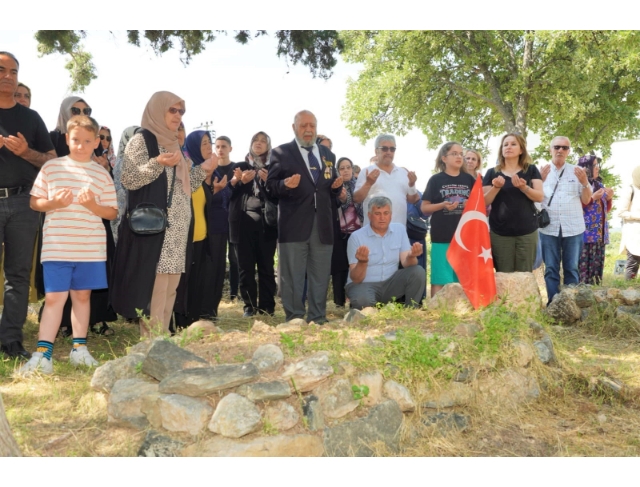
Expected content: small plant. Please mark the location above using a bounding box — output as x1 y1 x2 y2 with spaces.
135 308 168 339
233 353 246 363
279 332 305 356
351 384 370 401
134 361 143 374
262 418 279 435
177 326 204 348
213 353 222 364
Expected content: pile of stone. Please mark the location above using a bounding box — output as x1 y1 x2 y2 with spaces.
546 286 640 326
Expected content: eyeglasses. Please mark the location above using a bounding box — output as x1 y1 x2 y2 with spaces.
99 135 112 142
377 146 397 153
168 107 186 116
553 145 570 151
70 106 92 116
447 152 465 157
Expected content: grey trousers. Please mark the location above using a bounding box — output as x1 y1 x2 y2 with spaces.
279 218 333 322
346 265 426 309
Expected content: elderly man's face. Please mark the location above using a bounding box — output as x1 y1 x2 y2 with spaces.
369 204 392 233
293 112 317 148
375 140 396 166
550 137 571 167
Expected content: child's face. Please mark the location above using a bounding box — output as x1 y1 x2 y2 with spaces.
66 127 100 162
443 144 465 171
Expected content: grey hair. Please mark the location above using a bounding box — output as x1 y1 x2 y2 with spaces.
374 134 395 149
293 110 316 126
0 51 19 68
550 136 571 148
368 196 392 212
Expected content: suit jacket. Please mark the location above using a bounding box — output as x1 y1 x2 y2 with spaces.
266 140 339 245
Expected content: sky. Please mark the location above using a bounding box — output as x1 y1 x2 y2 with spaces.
3 28 640 229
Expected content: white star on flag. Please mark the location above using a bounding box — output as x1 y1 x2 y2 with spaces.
478 246 492 263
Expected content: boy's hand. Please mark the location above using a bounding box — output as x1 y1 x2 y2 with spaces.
53 188 73 209
77 188 97 208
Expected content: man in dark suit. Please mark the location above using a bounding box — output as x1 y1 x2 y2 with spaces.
267 110 343 323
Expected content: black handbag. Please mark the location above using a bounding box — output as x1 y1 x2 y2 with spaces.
406 215 429 240
262 199 278 227
530 168 563 229
128 167 176 235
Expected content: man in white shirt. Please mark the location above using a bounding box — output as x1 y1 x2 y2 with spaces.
353 134 420 227
539 136 592 304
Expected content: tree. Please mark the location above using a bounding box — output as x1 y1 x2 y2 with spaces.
340 30 640 158
35 30 344 93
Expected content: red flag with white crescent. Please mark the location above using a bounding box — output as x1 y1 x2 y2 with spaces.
446 176 496 309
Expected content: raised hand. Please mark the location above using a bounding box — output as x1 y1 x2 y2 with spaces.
3 132 28 156
284 174 301 189
53 188 74 209
157 151 181 167
592 188 605 201
338 187 347 203
443 200 459 211
241 169 256 184
212 174 228 194
604 187 614 200
233 167 243 181
77 188 97 208
93 154 109 170
200 152 219 173
355 245 369 263
409 241 423 257
365 168 380 186
258 168 268 182
407 170 417 187
540 164 551 182
511 174 527 190
492 175 506 188
331 176 344 189
574 166 589 186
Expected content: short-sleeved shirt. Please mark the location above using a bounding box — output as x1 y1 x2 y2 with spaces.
346 222 411 284
31 156 118 262
355 163 413 227
482 165 542 236
0 103 54 188
539 163 586 238
422 171 476 243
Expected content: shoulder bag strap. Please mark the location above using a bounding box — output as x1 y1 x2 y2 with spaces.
547 168 565 207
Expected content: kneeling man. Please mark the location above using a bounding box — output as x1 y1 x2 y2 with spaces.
346 196 425 309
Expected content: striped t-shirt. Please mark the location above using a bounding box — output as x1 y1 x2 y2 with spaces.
31 156 118 262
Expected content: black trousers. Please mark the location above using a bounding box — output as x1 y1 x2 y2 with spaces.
227 234 239 298
201 233 228 318
175 239 208 327
233 218 277 313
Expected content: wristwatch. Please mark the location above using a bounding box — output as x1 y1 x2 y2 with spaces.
582 184 590 190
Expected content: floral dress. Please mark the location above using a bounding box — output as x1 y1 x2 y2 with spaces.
579 181 612 284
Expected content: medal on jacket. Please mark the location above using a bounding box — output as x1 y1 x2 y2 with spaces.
323 158 332 180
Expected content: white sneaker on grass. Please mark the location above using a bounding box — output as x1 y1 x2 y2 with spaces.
69 346 99 367
15 352 53 377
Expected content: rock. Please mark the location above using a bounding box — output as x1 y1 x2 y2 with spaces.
315 378 360 419
430 283 474 313
208 393 262 438
186 320 222 338
607 288 622 300
137 430 184 457
591 377 624 397
129 337 164 357
441 341 458 359
337 361 356 376
382 331 397 341
580 309 589 321
251 320 273 333
343 309 365 323
478 368 540 405
365 337 384 348
91 353 145 393
454 323 481 337
158 363 260 396
323 400 403 457
355 371 383 407
360 307 378 317
302 395 324 431
422 412 469 435
546 290 581 325
574 288 596 308
182 434 324 457
151 394 214 436
534 340 553 364
422 382 473 408
495 272 544 312
251 344 284 373
276 322 302 332
141 340 209 381
264 401 299 431
281 351 334 392
382 380 415 412
597 414 607 424
616 306 640 325
593 289 608 304
528 320 545 337
512 339 534 367
453 366 475 383
107 378 160 429
237 381 291 401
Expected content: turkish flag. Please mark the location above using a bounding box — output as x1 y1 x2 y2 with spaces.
446 176 496 309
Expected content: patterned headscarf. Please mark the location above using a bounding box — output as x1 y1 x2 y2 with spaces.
578 154 603 191
99 126 116 168
141 91 190 195
55 96 88 133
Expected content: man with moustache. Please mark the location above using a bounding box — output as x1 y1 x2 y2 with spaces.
266 110 343 324
0 52 56 359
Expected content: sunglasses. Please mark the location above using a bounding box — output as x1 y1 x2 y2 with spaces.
168 107 186 116
377 146 397 153
553 145 570 151
99 135 112 142
70 106 92 116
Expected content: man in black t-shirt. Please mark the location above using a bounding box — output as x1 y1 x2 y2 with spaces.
0 52 56 360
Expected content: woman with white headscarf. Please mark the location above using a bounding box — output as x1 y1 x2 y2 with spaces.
110 91 215 337
617 165 640 280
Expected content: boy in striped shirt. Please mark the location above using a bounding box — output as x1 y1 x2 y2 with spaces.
17 115 117 376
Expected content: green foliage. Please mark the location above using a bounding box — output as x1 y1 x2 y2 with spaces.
279 332 305 356
474 306 526 355
341 30 640 159
351 384 370 400
35 30 343 91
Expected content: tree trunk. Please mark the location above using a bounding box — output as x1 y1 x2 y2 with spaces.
0 392 21 456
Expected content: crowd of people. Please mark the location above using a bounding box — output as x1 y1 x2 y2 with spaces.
0 50 638 377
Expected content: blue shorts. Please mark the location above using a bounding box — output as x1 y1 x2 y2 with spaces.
43 261 108 293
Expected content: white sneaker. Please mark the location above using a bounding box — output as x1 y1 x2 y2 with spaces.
15 352 53 377
69 346 99 367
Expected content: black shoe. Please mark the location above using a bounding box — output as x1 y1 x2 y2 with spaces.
58 326 72 338
0 341 32 360
257 309 275 317
243 308 255 318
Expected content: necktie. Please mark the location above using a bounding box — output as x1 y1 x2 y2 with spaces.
303 146 321 185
